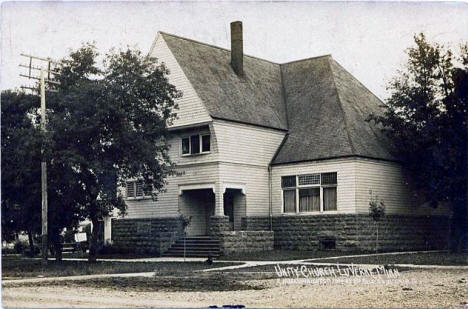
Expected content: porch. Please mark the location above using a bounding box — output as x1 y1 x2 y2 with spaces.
178 183 246 236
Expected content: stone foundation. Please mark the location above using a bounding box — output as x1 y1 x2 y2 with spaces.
111 214 449 254
218 231 274 254
111 217 183 255
242 214 449 252
209 215 231 236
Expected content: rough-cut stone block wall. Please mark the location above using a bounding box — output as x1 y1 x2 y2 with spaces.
218 231 274 254
111 217 183 254
241 216 270 231
209 215 231 236
242 214 449 252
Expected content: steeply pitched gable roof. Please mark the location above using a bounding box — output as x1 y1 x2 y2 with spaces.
157 32 395 163
272 56 395 164
161 32 288 131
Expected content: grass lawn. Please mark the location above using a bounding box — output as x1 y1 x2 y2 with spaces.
310 252 468 266
61 252 157 259
10 273 264 292
218 249 363 261
2 256 239 279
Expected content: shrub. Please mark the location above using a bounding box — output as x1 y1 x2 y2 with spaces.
13 240 26 254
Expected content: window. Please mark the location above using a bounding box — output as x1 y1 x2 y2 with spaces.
281 176 296 188
202 135 210 152
281 172 337 213
181 134 211 155
190 135 200 154
182 138 190 155
298 174 320 186
283 190 296 213
321 172 337 185
323 187 337 211
299 188 320 212
126 180 152 199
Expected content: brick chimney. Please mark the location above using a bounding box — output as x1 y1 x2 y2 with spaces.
230 21 243 76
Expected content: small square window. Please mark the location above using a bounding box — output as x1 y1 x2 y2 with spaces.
321 172 337 185
281 176 296 188
182 138 190 155
202 135 210 152
190 135 200 154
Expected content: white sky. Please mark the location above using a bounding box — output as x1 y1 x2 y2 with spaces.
1 1 468 99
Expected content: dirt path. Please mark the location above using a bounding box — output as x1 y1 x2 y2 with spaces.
3 269 467 308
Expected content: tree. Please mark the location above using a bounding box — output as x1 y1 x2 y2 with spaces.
368 191 385 253
1 90 88 259
1 91 42 254
47 44 181 262
370 33 468 252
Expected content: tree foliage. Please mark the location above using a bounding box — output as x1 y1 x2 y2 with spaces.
1 91 41 242
2 43 181 262
1 91 86 257
47 43 181 261
370 33 468 252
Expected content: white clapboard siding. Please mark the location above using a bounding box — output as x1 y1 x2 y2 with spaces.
271 158 357 214
149 33 212 128
219 163 271 216
355 159 450 216
125 163 219 219
214 120 286 216
213 119 286 167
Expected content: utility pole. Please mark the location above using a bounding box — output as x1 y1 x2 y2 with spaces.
19 54 60 265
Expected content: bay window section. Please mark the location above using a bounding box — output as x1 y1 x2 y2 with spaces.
281 172 337 213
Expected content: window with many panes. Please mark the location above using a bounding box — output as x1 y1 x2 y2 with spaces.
181 134 210 156
281 172 337 213
126 180 152 199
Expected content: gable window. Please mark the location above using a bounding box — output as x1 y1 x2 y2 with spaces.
182 134 211 156
182 138 190 155
126 180 152 199
281 172 337 213
202 134 211 152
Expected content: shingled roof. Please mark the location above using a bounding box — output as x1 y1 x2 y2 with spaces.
158 32 395 163
272 56 395 164
161 32 288 131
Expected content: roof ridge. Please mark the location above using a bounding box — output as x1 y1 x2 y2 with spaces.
279 65 289 130
159 31 281 65
326 56 356 154
159 31 333 67
279 54 332 66
329 58 395 158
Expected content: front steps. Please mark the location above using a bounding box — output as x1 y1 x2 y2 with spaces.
162 236 221 257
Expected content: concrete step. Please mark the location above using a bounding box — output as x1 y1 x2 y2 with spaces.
162 252 220 257
163 236 221 257
171 245 220 249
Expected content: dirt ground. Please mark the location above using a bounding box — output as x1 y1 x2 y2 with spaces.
2 269 467 308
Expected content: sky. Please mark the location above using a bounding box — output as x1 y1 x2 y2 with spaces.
1 1 468 100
